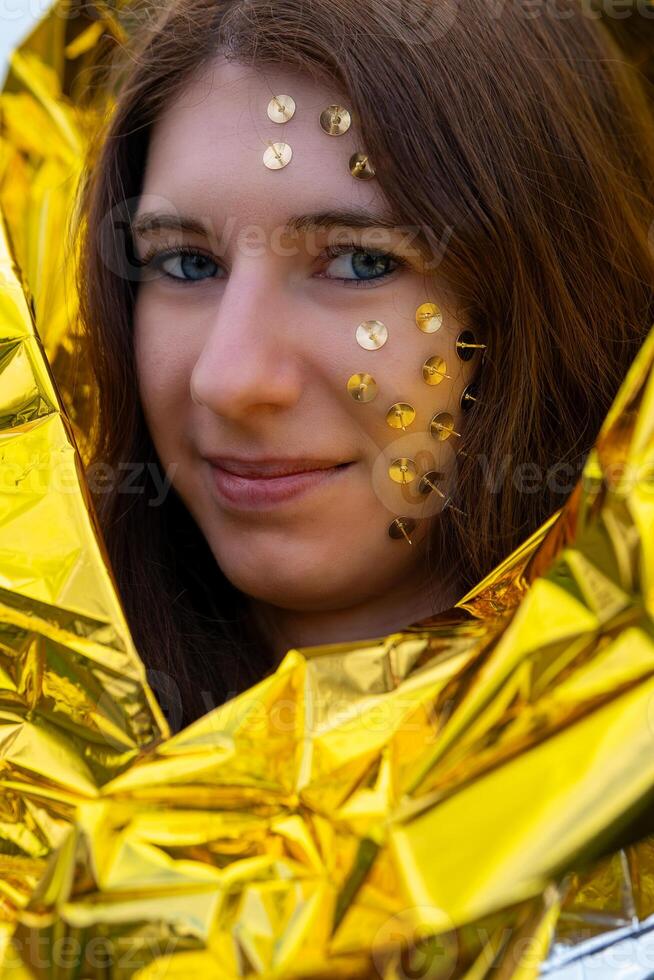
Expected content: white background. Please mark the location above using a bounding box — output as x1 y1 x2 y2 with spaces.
0 2 45 85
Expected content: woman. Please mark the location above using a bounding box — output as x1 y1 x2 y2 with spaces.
75 0 654 729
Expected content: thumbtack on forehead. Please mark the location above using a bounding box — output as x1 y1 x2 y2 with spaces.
429 412 462 441
320 104 352 135
456 330 487 361
422 356 452 386
388 516 417 544
267 95 296 123
347 372 377 402
386 403 416 431
349 152 376 180
416 302 443 333
263 140 293 170
418 471 446 498
356 319 388 350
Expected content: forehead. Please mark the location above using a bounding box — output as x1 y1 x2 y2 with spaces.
141 55 390 226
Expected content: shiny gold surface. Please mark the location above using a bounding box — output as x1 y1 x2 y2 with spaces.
429 411 462 440
355 318 388 350
386 402 416 430
319 104 352 135
263 140 293 169
388 457 418 484
346 371 377 402
3 4 654 979
349 151 376 180
422 354 451 384
416 302 443 333
267 94 296 123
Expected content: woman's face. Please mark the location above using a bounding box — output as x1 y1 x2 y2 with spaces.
132 56 477 614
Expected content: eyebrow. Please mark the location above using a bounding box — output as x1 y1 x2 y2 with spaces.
131 207 401 238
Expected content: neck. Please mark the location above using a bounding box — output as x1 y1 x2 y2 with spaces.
247 571 461 666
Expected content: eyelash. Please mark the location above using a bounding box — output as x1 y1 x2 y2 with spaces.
137 241 408 289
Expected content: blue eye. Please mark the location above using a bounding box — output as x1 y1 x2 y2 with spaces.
146 246 220 282
320 244 406 287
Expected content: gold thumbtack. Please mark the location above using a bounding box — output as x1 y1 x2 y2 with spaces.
418 470 447 498
386 403 416 431
422 355 452 386
389 457 418 485
461 383 479 411
356 319 388 351
349 152 376 180
267 95 296 123
388 517 417 544
416 302 443 333
320 105 352 135
456 330 487 361
429 412 462 441
263 141 293 170
347 372 377 402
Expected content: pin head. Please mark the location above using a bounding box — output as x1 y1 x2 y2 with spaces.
320 104 352 135
429 411 459 441
356 319 388 351
267 95 296 123
386 403 416 430
422 355 449 386
347 372 377 402
389 457 418 485
349 152 376 180
418 470 446 497
416 302 443 333
263 141 293 169
388 516 417 543
461 382 479 411
456 329 485 361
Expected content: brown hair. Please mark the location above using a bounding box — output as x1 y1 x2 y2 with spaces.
75 0 654 728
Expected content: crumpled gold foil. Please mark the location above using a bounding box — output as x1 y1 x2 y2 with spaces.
2 3 654 978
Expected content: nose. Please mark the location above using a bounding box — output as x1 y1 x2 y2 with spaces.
189 263 303 419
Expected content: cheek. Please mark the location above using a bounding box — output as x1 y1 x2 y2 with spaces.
133 295 198 413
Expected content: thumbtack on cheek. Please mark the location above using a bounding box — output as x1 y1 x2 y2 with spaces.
356 319 388 350
430 412 462 440
386 403 416 431
461 383 479 411
416 302 443 333
347 372 377 402
456 330 487 361
388 516 417 544
389 457 418 485
418 471 447 498
422 356 452 385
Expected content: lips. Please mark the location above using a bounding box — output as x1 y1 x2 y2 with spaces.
205 458 354 509
204 457 350 478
